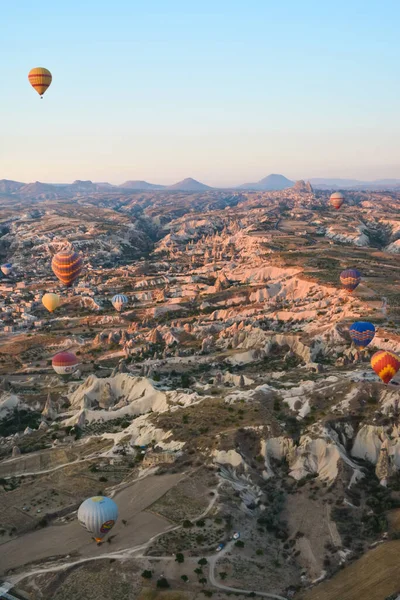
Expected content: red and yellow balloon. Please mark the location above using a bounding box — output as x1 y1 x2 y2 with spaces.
28 67 52 98
371 350 400 384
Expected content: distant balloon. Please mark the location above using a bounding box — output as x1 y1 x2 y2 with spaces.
330 192 345 210
51 246 83 287
340 269 362 293
78 496 118 543
112 294 128 312
28 67 52 97
1 263 12 276
349 321 375 348
371 350 400 384
42 293 60 313
52 351 79 375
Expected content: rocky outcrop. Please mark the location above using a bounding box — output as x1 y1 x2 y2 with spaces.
293 180 313 193
147 328 164 344
66 374 203 424
213 449 244 468
42 392 57 421
12 445 21 457
264 429 362 484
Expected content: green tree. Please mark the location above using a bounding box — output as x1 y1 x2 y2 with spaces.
156 578 170 589
183 520 193 528
198 557 208 565
141 570 152 579
175 552 184 563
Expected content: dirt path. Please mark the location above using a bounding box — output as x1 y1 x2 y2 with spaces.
6 480 220 586
0 473 182 576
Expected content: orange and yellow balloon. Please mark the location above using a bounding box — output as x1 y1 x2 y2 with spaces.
42 293 60 313
371 350 400 384
28 67 52 98
52 245 83 287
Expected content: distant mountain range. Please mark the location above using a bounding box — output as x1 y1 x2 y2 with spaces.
309 178 400 190
1 174 399 201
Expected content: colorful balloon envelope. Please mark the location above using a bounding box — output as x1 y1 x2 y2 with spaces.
28 67 52 97
330 192 345 210
78 496 118 543
51 246 83 287
349 321 375 348
52 351 79 375
1 263 12 276
340 269 362 293
112 294 128 312
42 293 61 313
371 350 400 384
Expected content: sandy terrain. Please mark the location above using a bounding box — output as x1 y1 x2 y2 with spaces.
300 540 400 600
0 473 183 576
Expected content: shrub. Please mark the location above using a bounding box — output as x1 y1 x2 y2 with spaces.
183 520 193 528
141 570 153 579
156 578 170 589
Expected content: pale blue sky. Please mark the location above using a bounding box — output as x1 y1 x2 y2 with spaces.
1 0 399 185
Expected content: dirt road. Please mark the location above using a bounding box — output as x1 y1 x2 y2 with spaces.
0 473 183 576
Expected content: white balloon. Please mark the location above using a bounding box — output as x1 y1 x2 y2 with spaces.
78 496 118 542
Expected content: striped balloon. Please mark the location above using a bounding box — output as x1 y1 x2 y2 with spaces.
371 350 400 384
349 321 375 348
112 294 128 312
28 67 52 97
52 351 79 375
52 247 83 287
78 496 118 543
340 269 362 293
330 192 345 210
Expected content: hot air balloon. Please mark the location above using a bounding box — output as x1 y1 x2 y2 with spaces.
340 269 362 293
51 246 83 287
42 293 61 313
349 321 375 348
330 192 345 210
28 67 52 98
371 350 400 384
1 263 12 276
78 496 118 543
52 351 79 375
112 294 128 312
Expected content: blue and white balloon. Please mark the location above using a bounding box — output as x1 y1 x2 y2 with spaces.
77 496 118 542
1 263 12 276
112 294 128 312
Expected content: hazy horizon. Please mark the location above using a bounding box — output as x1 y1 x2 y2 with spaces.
2 0 400 185
3 169 400 187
